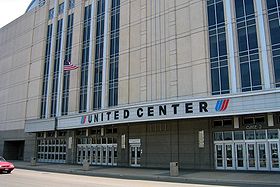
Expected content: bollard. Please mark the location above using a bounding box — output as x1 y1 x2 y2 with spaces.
82 159 90 171
31 157 36 166
170 162 179 176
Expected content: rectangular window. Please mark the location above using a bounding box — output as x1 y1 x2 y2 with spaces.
69 0 75 9
40 24 53 118
93 0 105 110
266 0 280 87
50 19 64 117
49 8 54 20
235 0 262 92
108 0 120 106
207 0 230 95
79 5 92 113
58 3 64 15
62 14 74 116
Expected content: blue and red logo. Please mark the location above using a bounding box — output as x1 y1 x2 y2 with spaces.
215 99 230 112
81 116 87 124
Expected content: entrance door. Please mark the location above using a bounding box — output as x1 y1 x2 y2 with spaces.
96 146 101 165
91 145 97 165
215 144 224 169
246 143 257 170
257 142 269 170
269 142 280 171
235 143 246 170
130 144 141 167
225 144 235 170
108 145 113 166
102 145 108 165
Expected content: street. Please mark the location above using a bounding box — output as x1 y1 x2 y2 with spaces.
0 169 277 187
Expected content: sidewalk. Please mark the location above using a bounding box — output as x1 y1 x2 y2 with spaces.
11 161 280 186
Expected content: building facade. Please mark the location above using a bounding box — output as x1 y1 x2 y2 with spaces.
1 0 280 171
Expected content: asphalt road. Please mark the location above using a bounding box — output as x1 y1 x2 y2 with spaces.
0 169 277 187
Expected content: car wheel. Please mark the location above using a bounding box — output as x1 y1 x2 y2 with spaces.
7 171 11 174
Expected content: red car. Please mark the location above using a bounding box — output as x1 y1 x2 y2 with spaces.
0 156 14 174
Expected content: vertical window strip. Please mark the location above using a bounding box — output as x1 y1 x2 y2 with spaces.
93 0 105 110
79 5 92 113
266 0 280 87
41 24 53 118
235 0 262 92
207 0 230 95
62 14 74 116
51 19 64 117
108 0 120 106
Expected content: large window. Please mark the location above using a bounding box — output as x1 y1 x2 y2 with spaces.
207 0 230 95
51 19 64 117
266 0 280 87
108 0 120 106
235 0 262 92
79 5 92 113
93 0 105 110
40 24 53 118
62 14 74 116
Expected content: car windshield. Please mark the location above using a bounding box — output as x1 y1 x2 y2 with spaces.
0 156 6 162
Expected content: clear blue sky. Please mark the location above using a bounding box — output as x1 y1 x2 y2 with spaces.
0 0 31 28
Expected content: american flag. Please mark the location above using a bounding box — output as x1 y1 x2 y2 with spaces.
64 60 78 71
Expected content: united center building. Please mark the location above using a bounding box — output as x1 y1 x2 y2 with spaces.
1 0 280 171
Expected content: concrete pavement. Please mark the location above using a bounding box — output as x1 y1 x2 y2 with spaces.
9 161 280 186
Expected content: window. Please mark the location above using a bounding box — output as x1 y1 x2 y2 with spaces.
77 129 86 136
207 0 230 95
58 131 67 137
49 8 54 20
50 19 64 117
235 0 262 92
223 131 233 140
255 130 266 139
40 24 53 118
234 131 244 140
266 0 280 87
268 129 279 139
62 14 74 116
243 116 265 125
69 0 75 9
245 130 255 140
109 0 120 106
58 3 64 15
79 5 92 113
214 132 223 141
93 0 105 110
213 119 233 127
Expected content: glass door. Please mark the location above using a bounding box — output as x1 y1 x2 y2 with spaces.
235 143 246 170
130 144 141 167
108 146 113 165
215 144 224 169
257 142 269 170
96 146 101 165
225 144 235 170
269 142 280 171
113 145 117 166
91 145 97 165
102 145 108 165
246 143 257 170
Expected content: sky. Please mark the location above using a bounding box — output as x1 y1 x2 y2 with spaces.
0 0 31 28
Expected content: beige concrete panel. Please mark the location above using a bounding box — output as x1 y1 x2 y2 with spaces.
178 67 193 97
129 77 140 103
30 60 43 80
176 7 190 35
6 102 26 121
177 36 191 65
15 31 33 51
13 48 31 68
119 53 129 78
0 56 13 74
191 31 207 62
130 50 140 76
26 98 40 119
33 24 46 43
35 5 48 26
175 0 190 7
119 27 130 52
190 0 204 30
7 84 28 103
130 0 140 23
0 106 7 121
28 79 41 98
8 66 28 85
0 89 8 105
118 79 129 105
15 14 35 36
0 120 24 131
192 62 208 97
120 1 130 27
130 24 141 49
